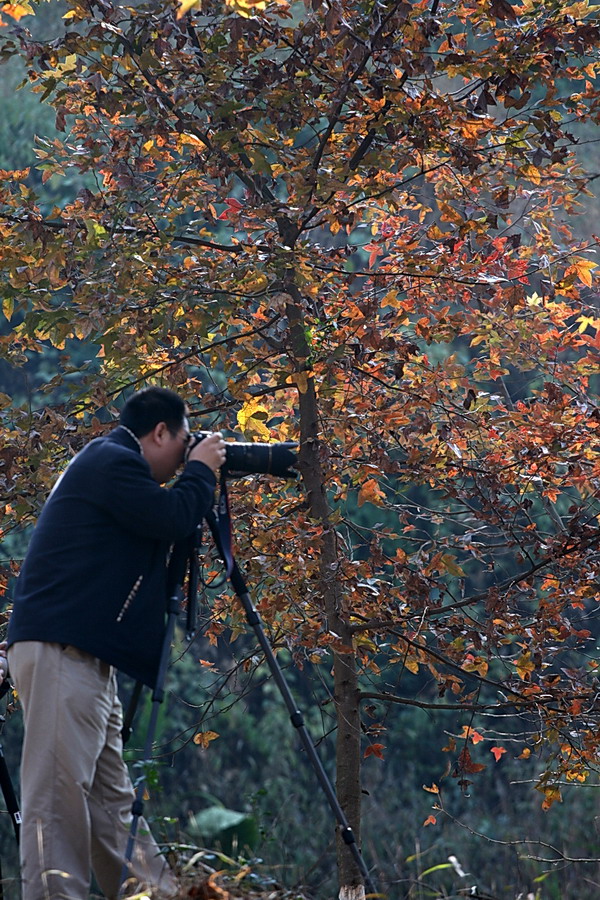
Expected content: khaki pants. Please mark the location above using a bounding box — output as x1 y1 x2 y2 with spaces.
8 641 177 900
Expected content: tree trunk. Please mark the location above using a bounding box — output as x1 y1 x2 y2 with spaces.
286 289 364 895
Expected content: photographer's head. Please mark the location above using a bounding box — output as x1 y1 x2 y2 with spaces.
120 387 190 483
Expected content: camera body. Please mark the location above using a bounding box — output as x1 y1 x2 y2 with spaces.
191 433 298 478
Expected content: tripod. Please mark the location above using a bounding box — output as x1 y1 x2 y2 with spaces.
0 680 20 900
121 484 376 896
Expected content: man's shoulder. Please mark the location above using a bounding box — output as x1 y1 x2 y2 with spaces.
75 428 141 460
58 431 147 487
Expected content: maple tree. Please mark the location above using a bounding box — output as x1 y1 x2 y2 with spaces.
1 0 600 895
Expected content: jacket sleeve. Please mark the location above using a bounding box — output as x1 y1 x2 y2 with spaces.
83 448 216 542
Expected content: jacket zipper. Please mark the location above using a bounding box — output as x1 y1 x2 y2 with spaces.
116 575 143 623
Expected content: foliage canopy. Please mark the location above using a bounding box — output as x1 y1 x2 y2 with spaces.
1 0 600 894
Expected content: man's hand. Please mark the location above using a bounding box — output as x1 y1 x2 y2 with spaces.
188 432 227 474
0 641 7 682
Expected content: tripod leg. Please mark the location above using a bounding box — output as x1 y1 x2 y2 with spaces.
119 590 181 895
0 745 20 845
206 502 375 893
225 559 376 895
204 508 375 893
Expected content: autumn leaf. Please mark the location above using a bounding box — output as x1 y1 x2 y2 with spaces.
218 197 244 220
459 725 484 744
565 257 597 287
491 0 517 19
286 371 313 394
457 748 486 774
514 652 536 680
2 1 33 20
364 743 385 760
1 0 600 868
357 478 385 508
236 398 271 440
193 731 220 748
423 783 440 793
540 786 562 811
224 0 269 16
423 815 437 826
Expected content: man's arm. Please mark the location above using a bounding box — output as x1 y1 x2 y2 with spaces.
91 450 218 542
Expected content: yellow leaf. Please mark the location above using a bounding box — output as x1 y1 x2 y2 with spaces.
237 398 267 428
540 786 562 811
49 54 78 78
526 292 543 306
566 258 597 288
178 132 207 150
515 651 535 680
576 315 598 333
470 334 487 347
2 298 14 321
563 1 600 17
176 0 200 17
236 398 271 440
521 164 541 185
240 271 268 294
354 634 377 653
224 0 267 16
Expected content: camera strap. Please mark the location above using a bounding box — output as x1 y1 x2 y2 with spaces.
214 472 234 577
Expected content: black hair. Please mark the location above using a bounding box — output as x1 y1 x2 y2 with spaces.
120 387 186 438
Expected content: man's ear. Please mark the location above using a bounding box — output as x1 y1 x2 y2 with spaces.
151 421 169 445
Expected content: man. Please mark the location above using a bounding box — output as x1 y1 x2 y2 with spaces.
7 387 226 900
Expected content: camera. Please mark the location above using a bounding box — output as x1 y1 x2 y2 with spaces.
191 433 298 478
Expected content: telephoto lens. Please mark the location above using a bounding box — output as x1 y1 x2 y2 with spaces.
190 433 298 478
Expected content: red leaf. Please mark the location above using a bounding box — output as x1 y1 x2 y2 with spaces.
364 743 385 759
218 197 244 219
423 815 437 826
490 746 507 762
457 747 486 773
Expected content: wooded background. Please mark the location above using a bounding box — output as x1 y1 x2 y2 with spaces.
0 0 600 897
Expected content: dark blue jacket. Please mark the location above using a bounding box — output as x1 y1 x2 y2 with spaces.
7 427 216 687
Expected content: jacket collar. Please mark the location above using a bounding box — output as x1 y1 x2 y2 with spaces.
108 425 143 455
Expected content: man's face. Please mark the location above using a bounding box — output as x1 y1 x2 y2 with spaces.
143 418 191 483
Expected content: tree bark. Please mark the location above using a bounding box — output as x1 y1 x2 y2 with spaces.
285 288 364 894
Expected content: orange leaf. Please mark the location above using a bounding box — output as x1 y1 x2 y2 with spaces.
2 2 31 20
490 746 507 762
357 478 385 508
459 725 484 744
423 815 437 826
566 257 597 287
193 730 220 748
541 786 562 811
